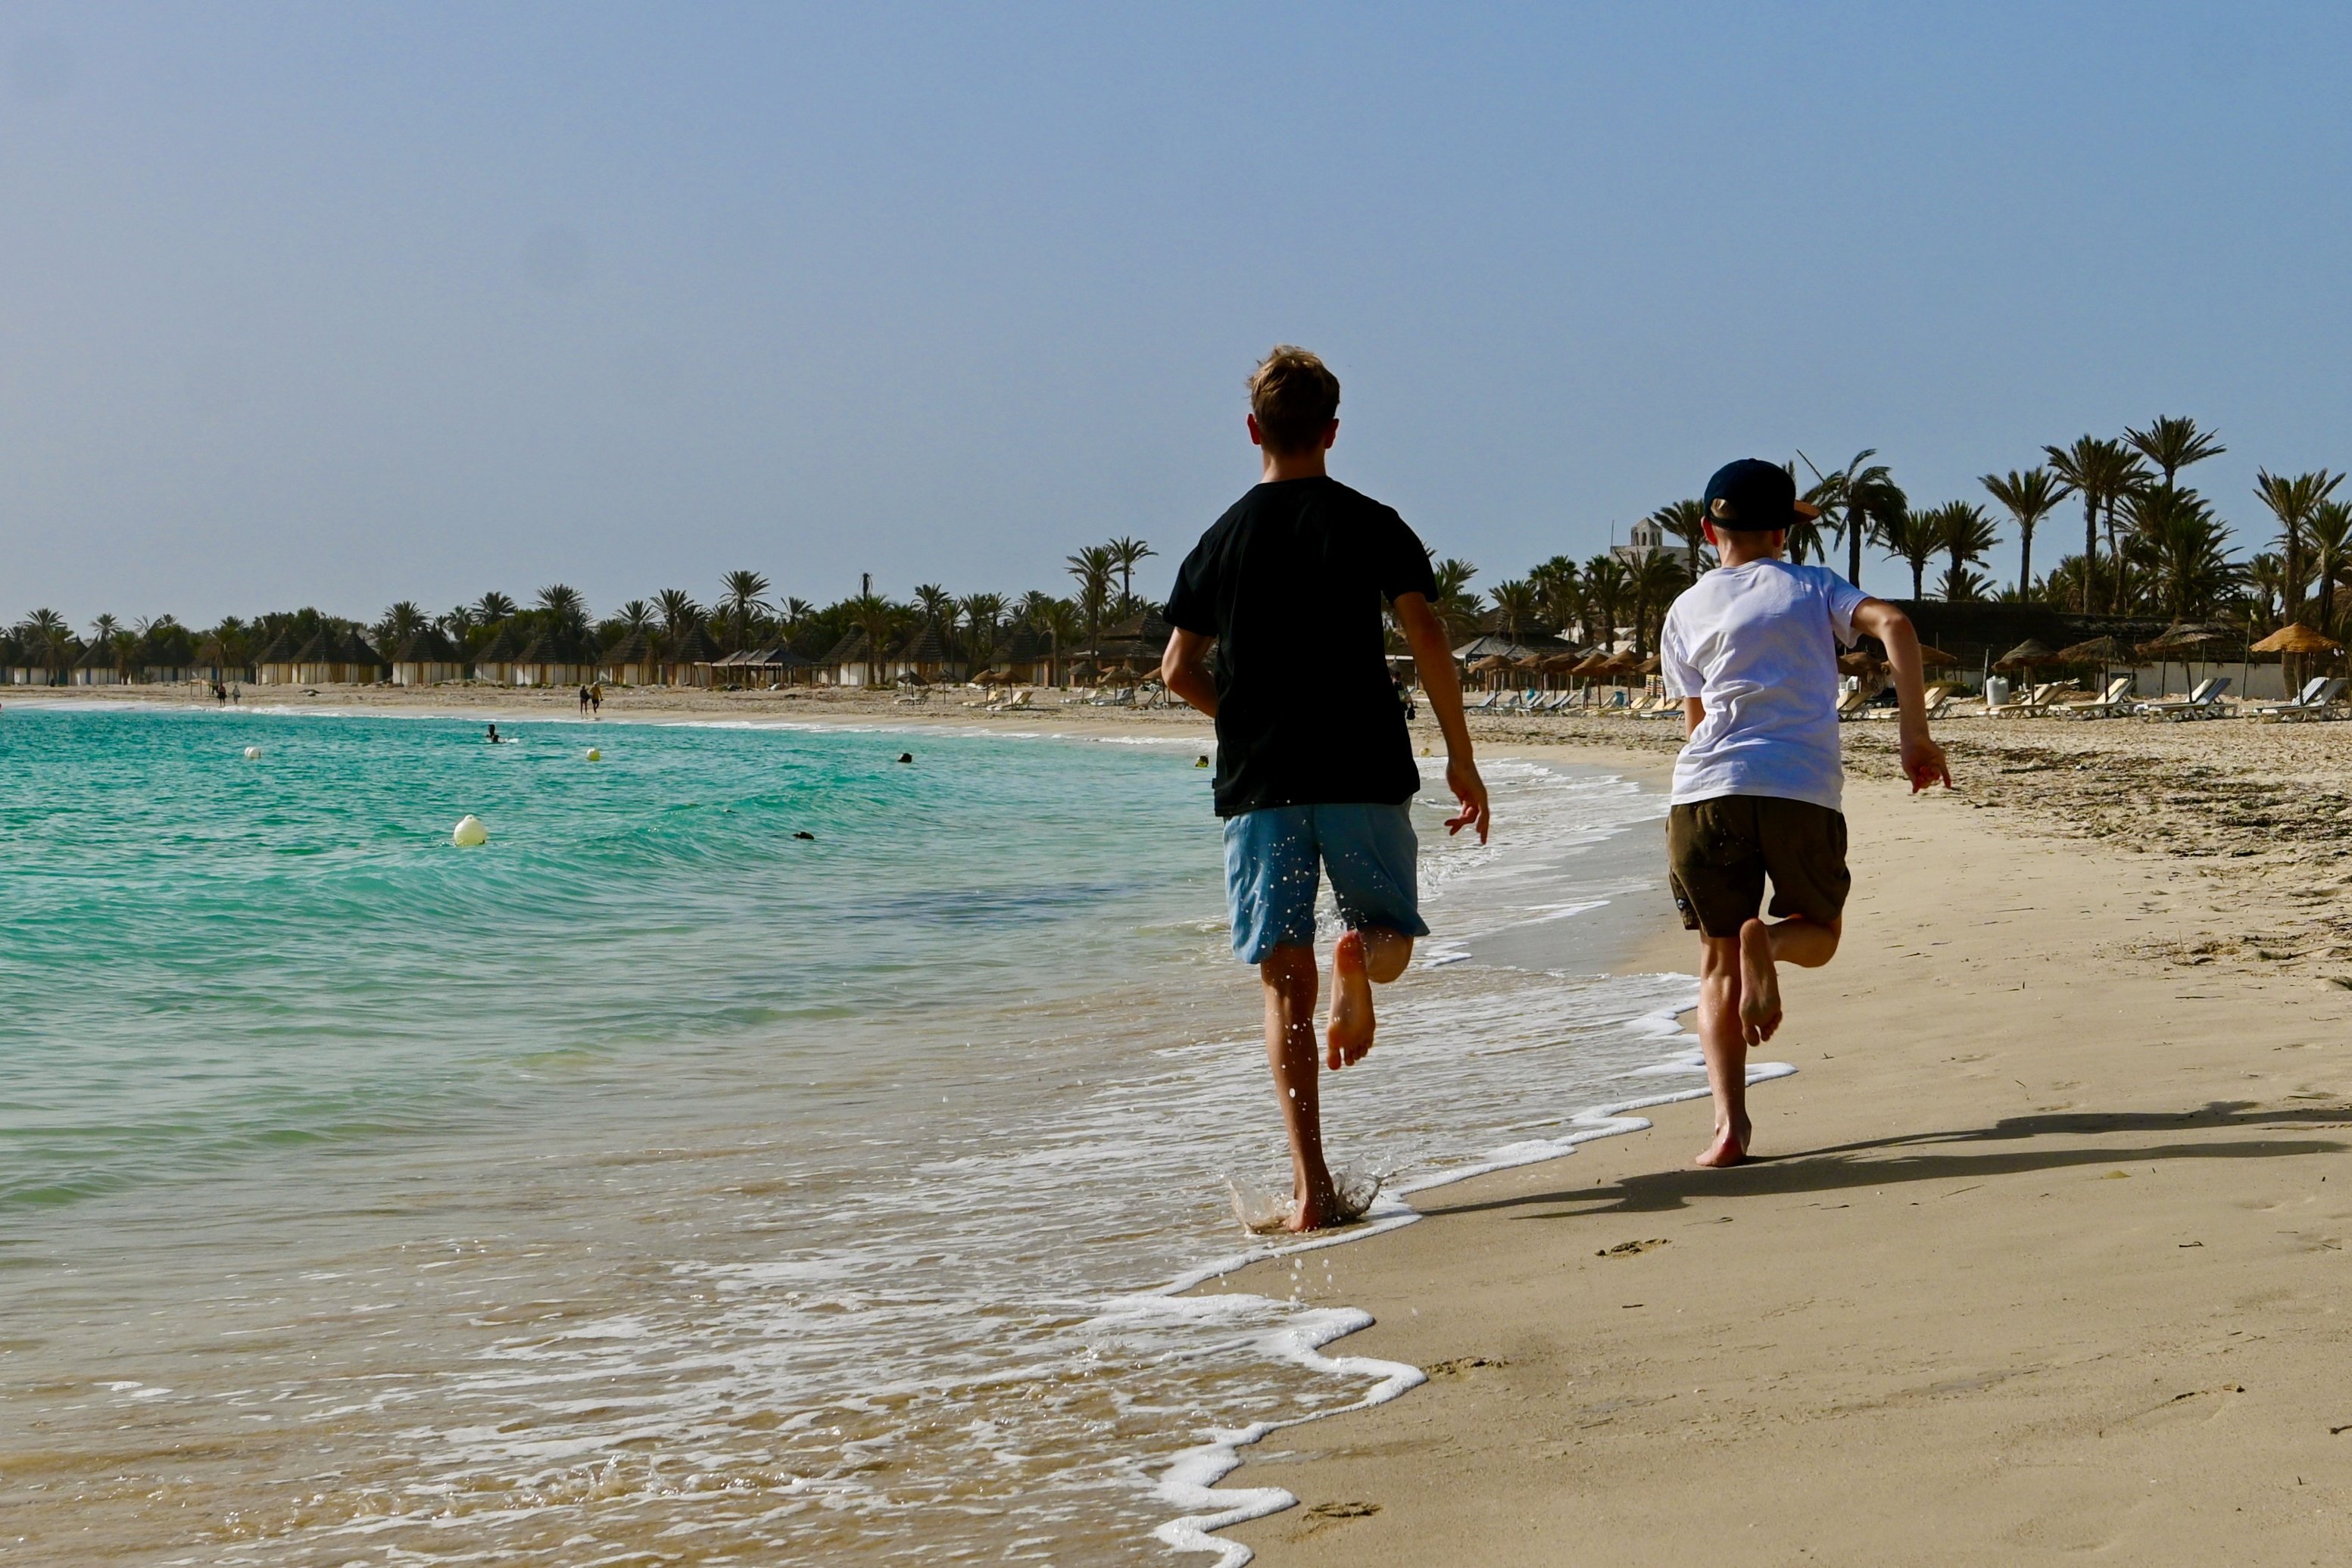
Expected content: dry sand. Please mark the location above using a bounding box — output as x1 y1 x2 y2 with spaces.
1213 721 2352 1565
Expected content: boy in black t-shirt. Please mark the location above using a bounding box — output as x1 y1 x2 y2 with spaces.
1163 346 1490 1232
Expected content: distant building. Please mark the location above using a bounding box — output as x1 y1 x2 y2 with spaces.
1611 516 1667 566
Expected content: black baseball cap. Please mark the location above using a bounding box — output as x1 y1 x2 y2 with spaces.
1702 458 1822 532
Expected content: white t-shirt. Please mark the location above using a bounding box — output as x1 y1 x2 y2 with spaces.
1658 559 1868 812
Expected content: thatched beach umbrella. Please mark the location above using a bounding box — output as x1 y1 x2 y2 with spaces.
1914 645 1958 667
2053 635 2132 696
2138 622 2234 696
1836 650 1884 676
2250 622 2344 697
2249 623 2342 656
1994 637 2058 670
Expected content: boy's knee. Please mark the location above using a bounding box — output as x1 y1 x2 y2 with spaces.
1260 944 1318 993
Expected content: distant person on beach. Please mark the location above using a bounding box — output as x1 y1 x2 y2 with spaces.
1661 458 1952 1168
577 685 591 716
589 684 602 716
1163 344 1490 1232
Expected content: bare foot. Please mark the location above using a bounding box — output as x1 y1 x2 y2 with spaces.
1694 1116 1752 1168
1289 1173 1344 1232
1326 930 1376 1070
1737 919 1781 1045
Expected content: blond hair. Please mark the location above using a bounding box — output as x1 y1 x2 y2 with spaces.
1247 345 1340 454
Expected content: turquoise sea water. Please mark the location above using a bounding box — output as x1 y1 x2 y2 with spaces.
0 703 1698 1565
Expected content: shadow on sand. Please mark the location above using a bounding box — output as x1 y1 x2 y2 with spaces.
1424 1102 2352 1218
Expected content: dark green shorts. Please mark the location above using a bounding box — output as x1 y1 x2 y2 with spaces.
1666 796 1850 938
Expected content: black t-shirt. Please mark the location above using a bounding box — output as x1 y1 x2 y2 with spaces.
1165 476 1439 817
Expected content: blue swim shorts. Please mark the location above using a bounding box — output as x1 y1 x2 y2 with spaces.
1222 802 1430 965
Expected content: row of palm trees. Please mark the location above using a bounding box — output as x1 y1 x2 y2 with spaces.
5 536 1170 683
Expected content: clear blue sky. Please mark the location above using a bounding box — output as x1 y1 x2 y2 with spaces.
5 2 2349 626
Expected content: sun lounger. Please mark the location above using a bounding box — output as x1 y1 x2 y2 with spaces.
2251 676 2347 722
1864 682 1951 719
1835 687 1870 722
1988 681 2062 717
1635 691 1686 719
1468 690 1500 710
2136 676 2229 719
2054 677 2135 719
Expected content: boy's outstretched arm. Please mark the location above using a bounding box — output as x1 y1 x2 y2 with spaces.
1393 592 1490 842
1849 600 1954 793
1162 628 1218 719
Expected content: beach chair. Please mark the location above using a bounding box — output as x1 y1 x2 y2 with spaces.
2054 676 2135 719
1636 691 1686 719
1468 690 1500 711
2252 676 2346 722
1992 681 2067 718
1871 682 1950 719
2138 676 2229 720
1835 687 1870 722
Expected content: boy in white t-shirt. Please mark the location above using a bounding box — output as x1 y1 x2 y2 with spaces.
1659 459 1952 1167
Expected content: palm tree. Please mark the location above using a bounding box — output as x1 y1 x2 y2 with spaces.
1798 449 1904 588
1581 554 1630 647
654 589 702 634
2042 437 2146 612
474 591 518 625
847 592 903 686
377 600 428 646
23 607 70 684
1629 551 1691 650
960 592 1006 665
1486 579 1539 647
535 584 589 639
1065 545 1115 653
1647 498 1709 575
439 605 478 640
1430 557 1483 641
1106 536 1156 609
718 569 772 652
1979 468 2065 597
1879 508 1939 600
615 599 655 633
2126 487 2241 622
2306 498 2352 634
1923 502 2000 600
912 584 956 644
89 613 120 646
1527 555 1583 640
2123 415 2225 491
2253 469 2342 625
2246 552 2287 628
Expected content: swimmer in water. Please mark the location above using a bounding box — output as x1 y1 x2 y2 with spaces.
897 752 914 764
486 724 501 743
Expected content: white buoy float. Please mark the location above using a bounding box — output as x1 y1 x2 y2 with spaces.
452 814 489 847
585 747 600 762
243 745 262 760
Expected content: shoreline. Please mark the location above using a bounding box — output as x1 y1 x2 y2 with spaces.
1211 747 2352 1565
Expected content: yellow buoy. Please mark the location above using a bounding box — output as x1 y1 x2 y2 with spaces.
452 814 488 847
243 745 262 760
585 747 601 762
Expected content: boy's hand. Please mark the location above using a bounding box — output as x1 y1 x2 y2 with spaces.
1446 756 1491 843
1900 731 1953 793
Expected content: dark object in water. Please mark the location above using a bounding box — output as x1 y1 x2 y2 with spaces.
793 831 816 840
1195 756 1210 768
896 753 914 764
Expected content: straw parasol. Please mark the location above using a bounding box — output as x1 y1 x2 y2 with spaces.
1994 637 2058 671
1468 653 1516 675
1914 644 1957 667
2138 622 2235 696
1836 650 1884 676
1636 653 1663 675
2250 622 2344 696
2249 623 2343 656
2054 634 2130 665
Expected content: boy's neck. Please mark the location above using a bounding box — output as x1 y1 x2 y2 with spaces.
1260 447 1328 483
1715 532 1787 568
